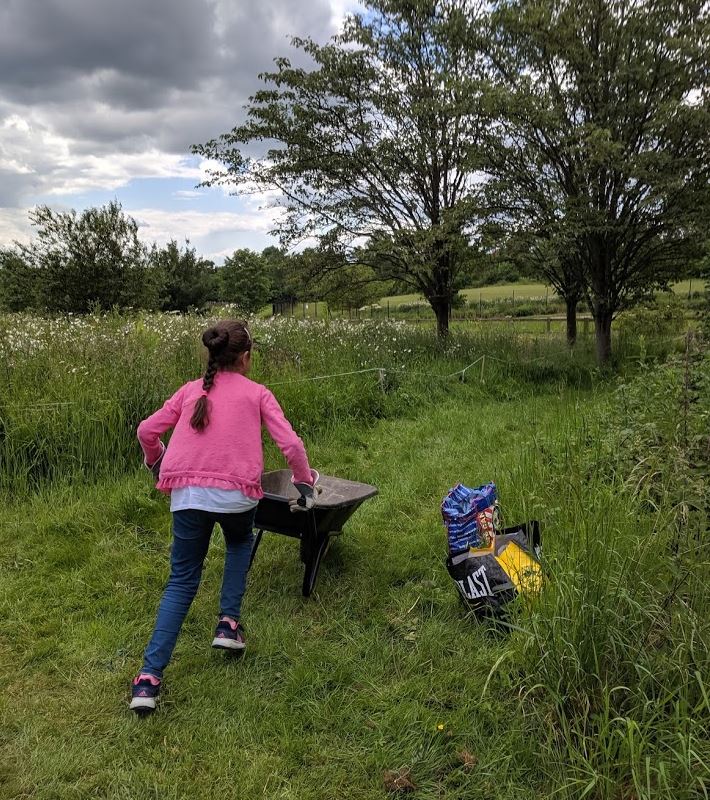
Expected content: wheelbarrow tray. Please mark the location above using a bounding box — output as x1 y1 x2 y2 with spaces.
252 470 378 596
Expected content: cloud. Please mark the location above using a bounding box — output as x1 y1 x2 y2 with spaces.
134 205 277 237
0 0 360 252
1 200 284 261
0 109 218 203
133 204 285 261
0 207 33 246
0 0 354 164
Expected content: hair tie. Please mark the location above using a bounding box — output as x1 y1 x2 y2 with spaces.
200 389 208 397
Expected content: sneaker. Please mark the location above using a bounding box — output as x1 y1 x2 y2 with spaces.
211 616 246 651
129 673 161 714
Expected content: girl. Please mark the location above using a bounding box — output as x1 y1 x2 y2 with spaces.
130 320 317 714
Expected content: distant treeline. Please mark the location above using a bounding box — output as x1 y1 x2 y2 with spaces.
0 202 534 315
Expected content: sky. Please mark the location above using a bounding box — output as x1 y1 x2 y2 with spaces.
0 0 357 263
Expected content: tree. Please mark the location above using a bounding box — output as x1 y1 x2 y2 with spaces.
218 249 271 312
485 0 710 363
151 239 214 312
194 0 490 336
18 201 160 313
0 249 38 311
261 246 300 312
498 225 584 345
292 246 390 310
481 144 586 345
317 262 389 310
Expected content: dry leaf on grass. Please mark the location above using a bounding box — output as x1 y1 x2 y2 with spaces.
383 767 416 793
457 750 478 770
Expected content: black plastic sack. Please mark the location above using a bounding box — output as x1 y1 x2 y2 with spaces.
446 521 541 617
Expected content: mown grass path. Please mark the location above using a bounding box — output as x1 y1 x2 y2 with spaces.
1 388 603 798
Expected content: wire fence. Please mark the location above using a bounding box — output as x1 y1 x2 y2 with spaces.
7 332 696 415
268 300 701 338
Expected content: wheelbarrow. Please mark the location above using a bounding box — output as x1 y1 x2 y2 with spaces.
250 469 378 596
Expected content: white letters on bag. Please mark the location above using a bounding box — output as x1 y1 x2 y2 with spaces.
456 564 493 600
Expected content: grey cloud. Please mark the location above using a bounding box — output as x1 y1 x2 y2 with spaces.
0 0 352 210
0 0 218 96
0 169 44 207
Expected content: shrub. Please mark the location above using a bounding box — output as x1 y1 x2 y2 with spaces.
616 298 685 340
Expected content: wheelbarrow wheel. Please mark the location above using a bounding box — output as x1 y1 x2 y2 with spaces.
302 532 331 597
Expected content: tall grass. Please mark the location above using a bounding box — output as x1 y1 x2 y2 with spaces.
499 345 710 800
0 310 613 496
0 311 707 798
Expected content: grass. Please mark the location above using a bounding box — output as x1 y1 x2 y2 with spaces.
0 311 707 798
0 391 584 799
0 311 616 497
274 281 702 326
381 283 551 307
382 280 698 308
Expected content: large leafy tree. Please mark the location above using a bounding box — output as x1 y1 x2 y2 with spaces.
194 0 490 336
218 249 272 312
151 239 214 312
290 246 390 310
19 201 160 313
261 246 301 312
485 0 709 363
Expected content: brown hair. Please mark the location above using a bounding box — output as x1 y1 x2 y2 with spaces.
190 320 252 431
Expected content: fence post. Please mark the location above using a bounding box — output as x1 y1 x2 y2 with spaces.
378 369 386 393
387 300 390 319
479 292 482 316
546 318 551 334
545 287 548 313
583 318 590 337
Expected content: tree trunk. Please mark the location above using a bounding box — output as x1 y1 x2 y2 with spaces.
432 299 450 337
565 296 577 347
593 310 613 365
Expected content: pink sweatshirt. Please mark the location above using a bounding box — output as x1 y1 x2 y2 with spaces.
137 371 312 499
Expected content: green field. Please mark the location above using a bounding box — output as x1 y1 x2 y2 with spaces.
269 280 701 321
1 312 707 799
382 280 699 308
382 282 550 307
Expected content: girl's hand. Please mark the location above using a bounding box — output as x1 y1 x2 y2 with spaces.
145 443 166 481
289 470 322 513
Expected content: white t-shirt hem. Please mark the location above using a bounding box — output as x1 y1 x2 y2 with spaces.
170 486 259 514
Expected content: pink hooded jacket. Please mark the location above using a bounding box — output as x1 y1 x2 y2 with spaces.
137 371 312 499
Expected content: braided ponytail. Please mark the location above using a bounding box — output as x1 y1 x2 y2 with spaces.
190 354 219 431
190 321 251 431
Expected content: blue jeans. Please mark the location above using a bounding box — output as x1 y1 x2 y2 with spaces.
142 508 256 679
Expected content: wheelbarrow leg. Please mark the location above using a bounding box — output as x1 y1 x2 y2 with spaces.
249 529 264 570
302 530 332 597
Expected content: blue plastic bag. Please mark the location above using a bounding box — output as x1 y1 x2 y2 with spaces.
441 482 497 555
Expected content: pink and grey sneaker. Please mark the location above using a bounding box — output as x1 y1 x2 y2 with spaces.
129 673 161 714
211 616 246 652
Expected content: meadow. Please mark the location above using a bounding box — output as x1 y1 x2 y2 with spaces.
0 310 708 799
269 282 702 336
380 280 700 308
